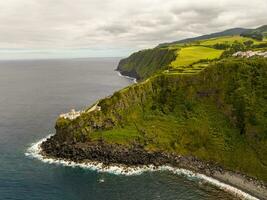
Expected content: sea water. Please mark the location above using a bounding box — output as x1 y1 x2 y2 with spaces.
0 58 248 200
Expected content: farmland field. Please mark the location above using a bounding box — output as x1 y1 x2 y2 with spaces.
170 46 223 67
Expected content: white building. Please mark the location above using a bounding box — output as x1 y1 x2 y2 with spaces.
233 51 267 58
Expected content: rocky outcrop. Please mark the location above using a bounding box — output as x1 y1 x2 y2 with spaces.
41 135 267 199
41 135 227 173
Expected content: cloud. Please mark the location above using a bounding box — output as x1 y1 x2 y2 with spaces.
0 0 266 56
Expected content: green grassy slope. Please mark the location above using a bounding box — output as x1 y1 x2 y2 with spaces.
56 58 267 182
170 46 223 67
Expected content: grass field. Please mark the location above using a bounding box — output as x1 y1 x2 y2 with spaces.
170 46 223 68
163 35 267 75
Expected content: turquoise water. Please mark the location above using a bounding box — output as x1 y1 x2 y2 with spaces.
0 58 235 200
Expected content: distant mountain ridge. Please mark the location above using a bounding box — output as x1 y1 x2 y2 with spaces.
158 25 267 47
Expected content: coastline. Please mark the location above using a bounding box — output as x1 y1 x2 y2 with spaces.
26 135 266 200
115 70 138 83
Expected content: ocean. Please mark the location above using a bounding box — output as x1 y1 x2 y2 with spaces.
0 58 238 200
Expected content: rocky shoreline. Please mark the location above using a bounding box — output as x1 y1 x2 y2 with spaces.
41 136 267 200
115 69 140 82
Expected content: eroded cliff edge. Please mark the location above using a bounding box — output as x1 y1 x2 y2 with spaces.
116 47 176 80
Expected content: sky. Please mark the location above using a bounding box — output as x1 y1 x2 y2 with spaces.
0 0 266 59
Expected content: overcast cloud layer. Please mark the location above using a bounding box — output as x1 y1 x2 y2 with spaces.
0 0 266 57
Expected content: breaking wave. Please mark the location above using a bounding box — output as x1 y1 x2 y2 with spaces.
25 135 259 200
116 71 137 83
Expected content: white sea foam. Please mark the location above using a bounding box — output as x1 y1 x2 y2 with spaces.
25 135 260 200
116 71 137 83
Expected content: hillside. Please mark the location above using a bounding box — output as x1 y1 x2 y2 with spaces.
158 25 267 48
41 25 267 199
158 28 250 47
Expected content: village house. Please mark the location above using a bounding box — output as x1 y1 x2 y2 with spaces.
233 51 267 58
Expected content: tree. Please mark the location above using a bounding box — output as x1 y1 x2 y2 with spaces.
243 40 254 47
241 32 263 41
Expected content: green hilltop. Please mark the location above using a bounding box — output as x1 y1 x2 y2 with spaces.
54 25 267 182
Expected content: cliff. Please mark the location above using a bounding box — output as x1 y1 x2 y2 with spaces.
116 47 176 80
51 57 267 182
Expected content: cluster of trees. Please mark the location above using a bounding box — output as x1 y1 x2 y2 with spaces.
220 41 246 58
223 58 267 136
243 40 254 47
213 43 231 50
252 43 267 48
241 32 264 41
219 39 267 58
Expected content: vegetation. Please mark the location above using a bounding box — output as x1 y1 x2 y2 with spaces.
158 25 267 47
55 26 267 182
170 46 223 67
158 28 249 47
118 27 267 80
241 32 263 41
117 48 176 80
199 35 250 46
241 25 267 41
56 57 267 182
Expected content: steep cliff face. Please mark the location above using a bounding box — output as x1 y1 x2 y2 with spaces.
53 57 267 181
54 75 158 142
117 47 176 80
